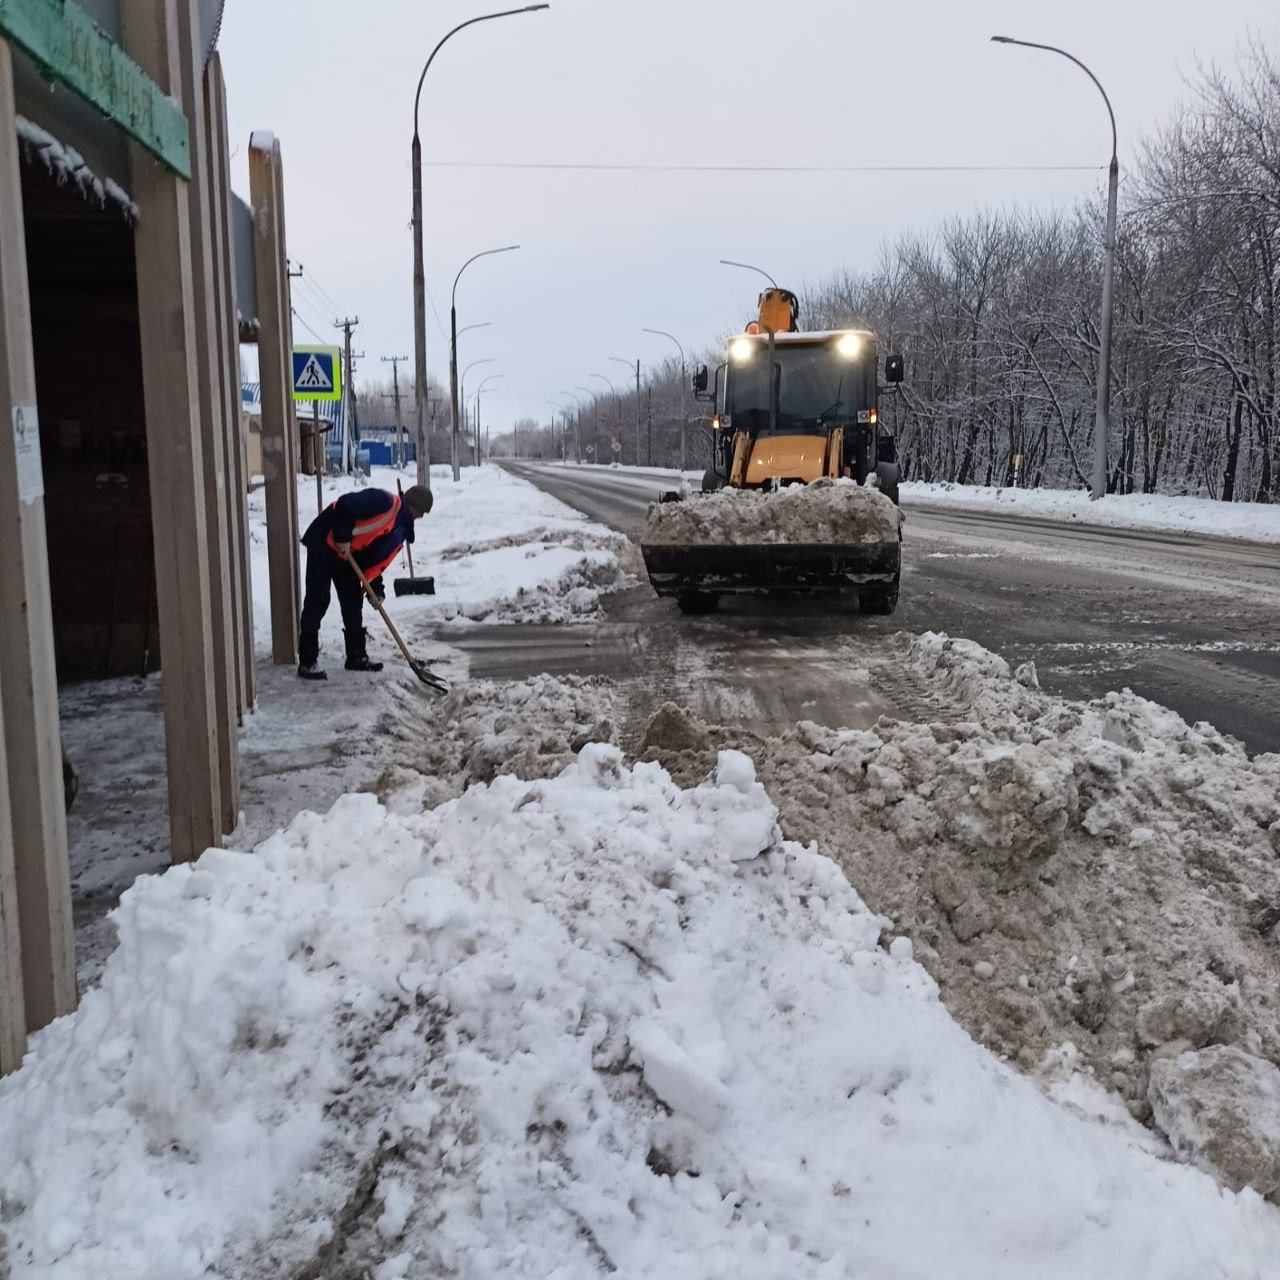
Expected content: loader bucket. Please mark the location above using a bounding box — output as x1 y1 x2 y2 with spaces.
641 538 900 597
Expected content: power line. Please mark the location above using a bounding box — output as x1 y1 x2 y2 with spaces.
423 280 449 345
291 307 326 344
294 272 338 318
293 293 333 341
423 159 1103 174
299 267 345 315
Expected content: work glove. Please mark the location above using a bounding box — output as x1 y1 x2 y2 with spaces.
371 574 385 601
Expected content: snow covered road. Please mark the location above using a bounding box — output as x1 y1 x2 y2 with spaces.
507 462 1280 754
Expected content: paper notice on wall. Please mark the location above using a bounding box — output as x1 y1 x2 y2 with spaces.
12 406 44 505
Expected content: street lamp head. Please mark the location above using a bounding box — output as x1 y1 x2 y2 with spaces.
990 35 1014 43
719 258 779 289
453 244 522 307
525 3 550 10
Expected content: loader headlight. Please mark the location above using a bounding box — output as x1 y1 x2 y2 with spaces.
835 333 862 360
729 337 755 364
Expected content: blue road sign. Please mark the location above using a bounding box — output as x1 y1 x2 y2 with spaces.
291 346 342 402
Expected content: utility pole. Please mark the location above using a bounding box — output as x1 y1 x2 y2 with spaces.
381 355 409 467
646 385 652 466
334 316 359 474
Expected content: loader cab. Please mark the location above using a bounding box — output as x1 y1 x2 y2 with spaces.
714 330 890 490
723 330 877 438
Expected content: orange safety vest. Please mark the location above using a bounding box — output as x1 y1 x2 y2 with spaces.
326 493 403 580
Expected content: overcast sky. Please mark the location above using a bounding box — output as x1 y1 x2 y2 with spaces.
220 0 1278 432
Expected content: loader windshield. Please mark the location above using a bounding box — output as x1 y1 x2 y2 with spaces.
725 341 870 435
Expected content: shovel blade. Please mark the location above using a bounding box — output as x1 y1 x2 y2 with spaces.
393 576 436 597
410 659 448 695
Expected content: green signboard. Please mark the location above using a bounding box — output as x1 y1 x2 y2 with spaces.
0 0 190 178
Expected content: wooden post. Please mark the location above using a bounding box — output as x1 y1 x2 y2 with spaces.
275 145 301 627
175 0 238 833
313 401 323 516
0 37 77 1037
122 0 222 861
0 674 27 1073
205 53 255 717
250 133 299 665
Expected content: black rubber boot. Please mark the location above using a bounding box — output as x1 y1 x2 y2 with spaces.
344 627 383 673
298 628 327 680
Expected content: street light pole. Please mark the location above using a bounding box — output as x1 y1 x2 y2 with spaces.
560 388 589 462
991 35 1117 500
589 373 618 461
459 355 495 464
576 384 600 463
411 4 548 490
611 355 641 465
473 373 502 465
642 327 686 469
451 245 518 481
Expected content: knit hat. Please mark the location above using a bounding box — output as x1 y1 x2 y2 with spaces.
403 484 433 517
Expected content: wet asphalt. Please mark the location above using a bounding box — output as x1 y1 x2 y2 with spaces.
453 463 1280 756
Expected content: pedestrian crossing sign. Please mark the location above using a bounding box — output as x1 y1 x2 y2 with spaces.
292 347 342 402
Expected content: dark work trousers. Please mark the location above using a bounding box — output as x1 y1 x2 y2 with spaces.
298 545 364 665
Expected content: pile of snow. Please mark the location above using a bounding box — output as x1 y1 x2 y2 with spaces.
404 528 623 625
747 632 1280 1171
372 673 622 810
5 746 1280 1278
903 480 1280 545
1150 1045 1280 1196
643 478 901 547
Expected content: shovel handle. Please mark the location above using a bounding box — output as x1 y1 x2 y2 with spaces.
343 551 445 693
396 479 416 578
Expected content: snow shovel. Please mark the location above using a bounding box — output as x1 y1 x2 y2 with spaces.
392 479 435 598
343 553 448 695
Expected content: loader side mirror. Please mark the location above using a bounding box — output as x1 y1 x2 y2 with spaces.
692 365 710 398
885 353 904 384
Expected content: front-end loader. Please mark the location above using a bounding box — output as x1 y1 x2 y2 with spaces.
641 287 905 614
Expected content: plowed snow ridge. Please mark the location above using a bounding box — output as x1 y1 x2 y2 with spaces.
642 478 902 546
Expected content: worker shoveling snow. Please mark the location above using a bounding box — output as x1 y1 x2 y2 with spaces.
4 740 1280 1278
642 477 902 547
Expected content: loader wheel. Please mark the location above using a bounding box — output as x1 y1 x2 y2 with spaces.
676 591 720 615
860 583 899 616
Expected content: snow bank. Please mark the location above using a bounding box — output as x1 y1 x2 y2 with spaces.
1150 1046 1280 1195
373 673 623 810
751 632 1280 1160
903 480 1280 545
5 747 1280 1277
643 478 901 547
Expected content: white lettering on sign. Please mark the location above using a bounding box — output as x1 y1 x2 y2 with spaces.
13 406 44 505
